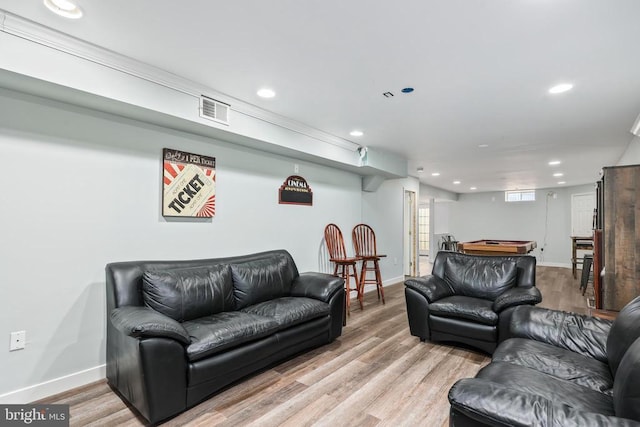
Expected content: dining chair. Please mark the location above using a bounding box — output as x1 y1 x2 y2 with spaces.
352 223 386 304
324 223 362 316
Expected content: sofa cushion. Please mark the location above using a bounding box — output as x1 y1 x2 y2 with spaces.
430 316 497 343
142 264 235 322
493 338 613 394
183 312 279 361
231 254 297 309
241 297 330 330
477 362 615 416
429 296 498 325
442 256 517 300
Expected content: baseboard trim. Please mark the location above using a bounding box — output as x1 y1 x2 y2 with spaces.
0 364 106 404
362 276 404 294
538 262 572 268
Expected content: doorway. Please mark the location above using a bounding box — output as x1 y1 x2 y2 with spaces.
404 190 418 276
571 192 596 236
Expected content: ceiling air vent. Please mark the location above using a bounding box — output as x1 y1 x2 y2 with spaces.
199 96 230 125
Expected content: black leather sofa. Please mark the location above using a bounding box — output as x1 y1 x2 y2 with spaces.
106 249 344 424
448 296 640 426
405 251 541 354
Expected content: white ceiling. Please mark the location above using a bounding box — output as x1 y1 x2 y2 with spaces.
2 0 640 193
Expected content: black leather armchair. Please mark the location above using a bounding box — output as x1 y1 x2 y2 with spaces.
404 251 540 354
448 296 640 426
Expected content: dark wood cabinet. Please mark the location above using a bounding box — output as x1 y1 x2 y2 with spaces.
596 165 640 311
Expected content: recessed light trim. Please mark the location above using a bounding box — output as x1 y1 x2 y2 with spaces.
453 180 461 185
349 130 364 137
553 172 564 177
549 83 573 94
548 160 561 166
558 181 566 185
431 172 440 177
470 187 477 190
478 144 489 148
257 88 276 98
44 0 83 18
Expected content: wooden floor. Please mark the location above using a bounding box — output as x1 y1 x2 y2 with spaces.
40 265 589 426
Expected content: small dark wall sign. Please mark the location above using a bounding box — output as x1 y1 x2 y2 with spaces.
279 175 313 206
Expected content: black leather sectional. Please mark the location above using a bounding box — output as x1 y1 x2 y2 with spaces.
449 296 640 426
106 250 344 424
405 251 541 354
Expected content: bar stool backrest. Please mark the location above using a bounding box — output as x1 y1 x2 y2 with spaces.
324 223 349 260
352 223 378 257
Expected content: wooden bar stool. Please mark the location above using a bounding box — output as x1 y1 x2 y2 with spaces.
324 224 362 317
352 223 386 304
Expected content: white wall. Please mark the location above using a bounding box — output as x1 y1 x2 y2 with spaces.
447 185 595 266
361 176 419 281
617 136 640 165
418 183 457 202
0 88 363 400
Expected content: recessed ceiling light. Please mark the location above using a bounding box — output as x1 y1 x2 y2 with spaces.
478 144 489 148
553 172 564 177
470 187 477 190
257 88 276 98
431 172 440 177
350 130 364 137
558 181 566 185
416 167 424 174
44 0 83 18
453 180 461 185
548 160 561 166
548 83 573 94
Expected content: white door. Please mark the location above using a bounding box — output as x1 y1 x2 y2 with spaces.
571 192 596 236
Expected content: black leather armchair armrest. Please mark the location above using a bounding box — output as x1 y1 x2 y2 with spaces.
509 305 612 362
110 306 190 345
291 272 344 303
404 275 454 303
449 378 639 427
493 286 542 312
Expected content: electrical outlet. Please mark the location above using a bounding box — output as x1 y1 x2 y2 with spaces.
10 331 26 351
294 163 299 173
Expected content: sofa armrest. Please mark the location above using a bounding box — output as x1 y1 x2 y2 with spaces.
404 275 454 303
291 272 344 303
449 378 638 427
510 305 612 362
110 306 190 345
493 286 541 312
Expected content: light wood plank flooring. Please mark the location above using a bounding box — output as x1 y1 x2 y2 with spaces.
39 265 589 426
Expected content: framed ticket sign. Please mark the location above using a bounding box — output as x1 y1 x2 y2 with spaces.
162 148 216 217
279 175 313 206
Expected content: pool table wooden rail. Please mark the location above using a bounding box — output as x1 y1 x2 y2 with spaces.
458 239 537 256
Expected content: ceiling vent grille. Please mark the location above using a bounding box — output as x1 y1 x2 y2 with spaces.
199 96 230 125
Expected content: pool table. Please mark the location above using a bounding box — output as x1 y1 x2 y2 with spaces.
458 239 537 256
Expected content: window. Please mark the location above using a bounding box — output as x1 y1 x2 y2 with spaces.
505 190 536 202
418 207 430 254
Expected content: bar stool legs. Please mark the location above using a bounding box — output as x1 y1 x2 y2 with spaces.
334 261 361 317
359 257 385 304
